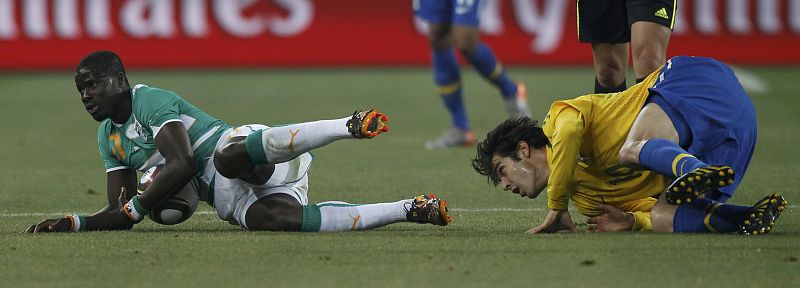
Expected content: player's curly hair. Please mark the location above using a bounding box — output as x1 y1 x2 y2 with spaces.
76 50 127 79
471 116 549 186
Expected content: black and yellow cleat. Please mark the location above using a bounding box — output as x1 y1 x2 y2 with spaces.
346 108 389 139
406 194 452 226
665 165 735 205
739 193 787 235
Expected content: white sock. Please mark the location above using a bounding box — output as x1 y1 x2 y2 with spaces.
261 117 351 163
317 200 411 232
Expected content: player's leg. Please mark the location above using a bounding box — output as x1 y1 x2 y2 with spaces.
628 0 675 82
241 184 451 232
618 101 731 204
630 22 670 82
214 110 388 181
592 44 629 93
453 25 530 118
578 0 630 93
302 194 452 232
652 191 787 234
451 0 528 118
418 0 475 149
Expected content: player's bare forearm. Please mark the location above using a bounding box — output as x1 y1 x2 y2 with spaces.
25 210 132 233
99 169 138 213
83 210 134 231
138 122 197 209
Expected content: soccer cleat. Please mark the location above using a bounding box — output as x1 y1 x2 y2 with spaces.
739 193 787 235
406 194 452 226
664 165 735 205
424 128 477 150
346 108 389 139
505 82 531 118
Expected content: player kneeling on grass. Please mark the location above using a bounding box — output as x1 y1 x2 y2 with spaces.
472 56 787 235
25 50 451 234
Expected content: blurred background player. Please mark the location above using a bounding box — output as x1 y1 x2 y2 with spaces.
414 0 531 149
471 56 787 235
26 51 452 233
579 0 675 93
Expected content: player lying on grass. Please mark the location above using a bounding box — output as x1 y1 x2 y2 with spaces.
472 56 787 234
26 50 451 233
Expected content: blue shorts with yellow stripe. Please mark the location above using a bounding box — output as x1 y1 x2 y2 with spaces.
647 56 757 203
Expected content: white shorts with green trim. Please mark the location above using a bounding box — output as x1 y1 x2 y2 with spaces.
201 124 312 229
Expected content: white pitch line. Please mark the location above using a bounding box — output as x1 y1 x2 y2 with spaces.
5 208 541 217
2 205 796 218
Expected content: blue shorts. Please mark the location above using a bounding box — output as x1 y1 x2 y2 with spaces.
414 0 483 26
648 56 757 203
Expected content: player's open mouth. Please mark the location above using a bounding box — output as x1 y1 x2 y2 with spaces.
85 104 98 114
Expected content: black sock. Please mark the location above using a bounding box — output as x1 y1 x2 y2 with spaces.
594 78 626 93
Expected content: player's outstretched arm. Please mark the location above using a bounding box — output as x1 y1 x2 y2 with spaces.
24 169 138 233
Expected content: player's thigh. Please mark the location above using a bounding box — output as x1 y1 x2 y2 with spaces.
237 177 309 231
578 0 629 44
244 194 303 231
626 103 678 144
630 21 671 57
630 22 671 77
618 102 679 164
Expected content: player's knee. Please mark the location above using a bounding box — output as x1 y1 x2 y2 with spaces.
618 141 641 166
633 50 665 76
214 142 244 179
596 65 625 86
453 35 479 55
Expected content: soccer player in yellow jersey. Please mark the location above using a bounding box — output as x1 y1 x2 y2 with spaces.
472 56 787 235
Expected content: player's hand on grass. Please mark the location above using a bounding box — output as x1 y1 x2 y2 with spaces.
24 218 71 234
527 209 577 234
587 204 634 232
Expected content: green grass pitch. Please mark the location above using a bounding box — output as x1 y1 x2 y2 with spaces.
1 67 798 287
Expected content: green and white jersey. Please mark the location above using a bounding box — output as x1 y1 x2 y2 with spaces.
98 84 230 176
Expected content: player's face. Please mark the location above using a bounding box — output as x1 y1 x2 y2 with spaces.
74 69 127 122
491 146 548 199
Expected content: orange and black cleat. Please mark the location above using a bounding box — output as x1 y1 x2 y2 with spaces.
347 108 389 139
665 165 735 205
406 194 452 226
739 193 787 235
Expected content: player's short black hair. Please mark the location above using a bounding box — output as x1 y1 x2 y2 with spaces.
76 50 126 78
471 117 549 186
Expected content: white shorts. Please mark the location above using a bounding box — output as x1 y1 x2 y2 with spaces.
201 124 313 229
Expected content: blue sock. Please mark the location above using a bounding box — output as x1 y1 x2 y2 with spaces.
463 43 517 99
639 139 708 177
673 198 751 233
432 48 468 131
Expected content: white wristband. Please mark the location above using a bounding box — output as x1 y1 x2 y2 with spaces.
123 195 148 223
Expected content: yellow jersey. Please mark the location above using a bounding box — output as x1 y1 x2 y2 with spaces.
541 68 670 220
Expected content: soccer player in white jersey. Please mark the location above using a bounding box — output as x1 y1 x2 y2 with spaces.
26 51 451 233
